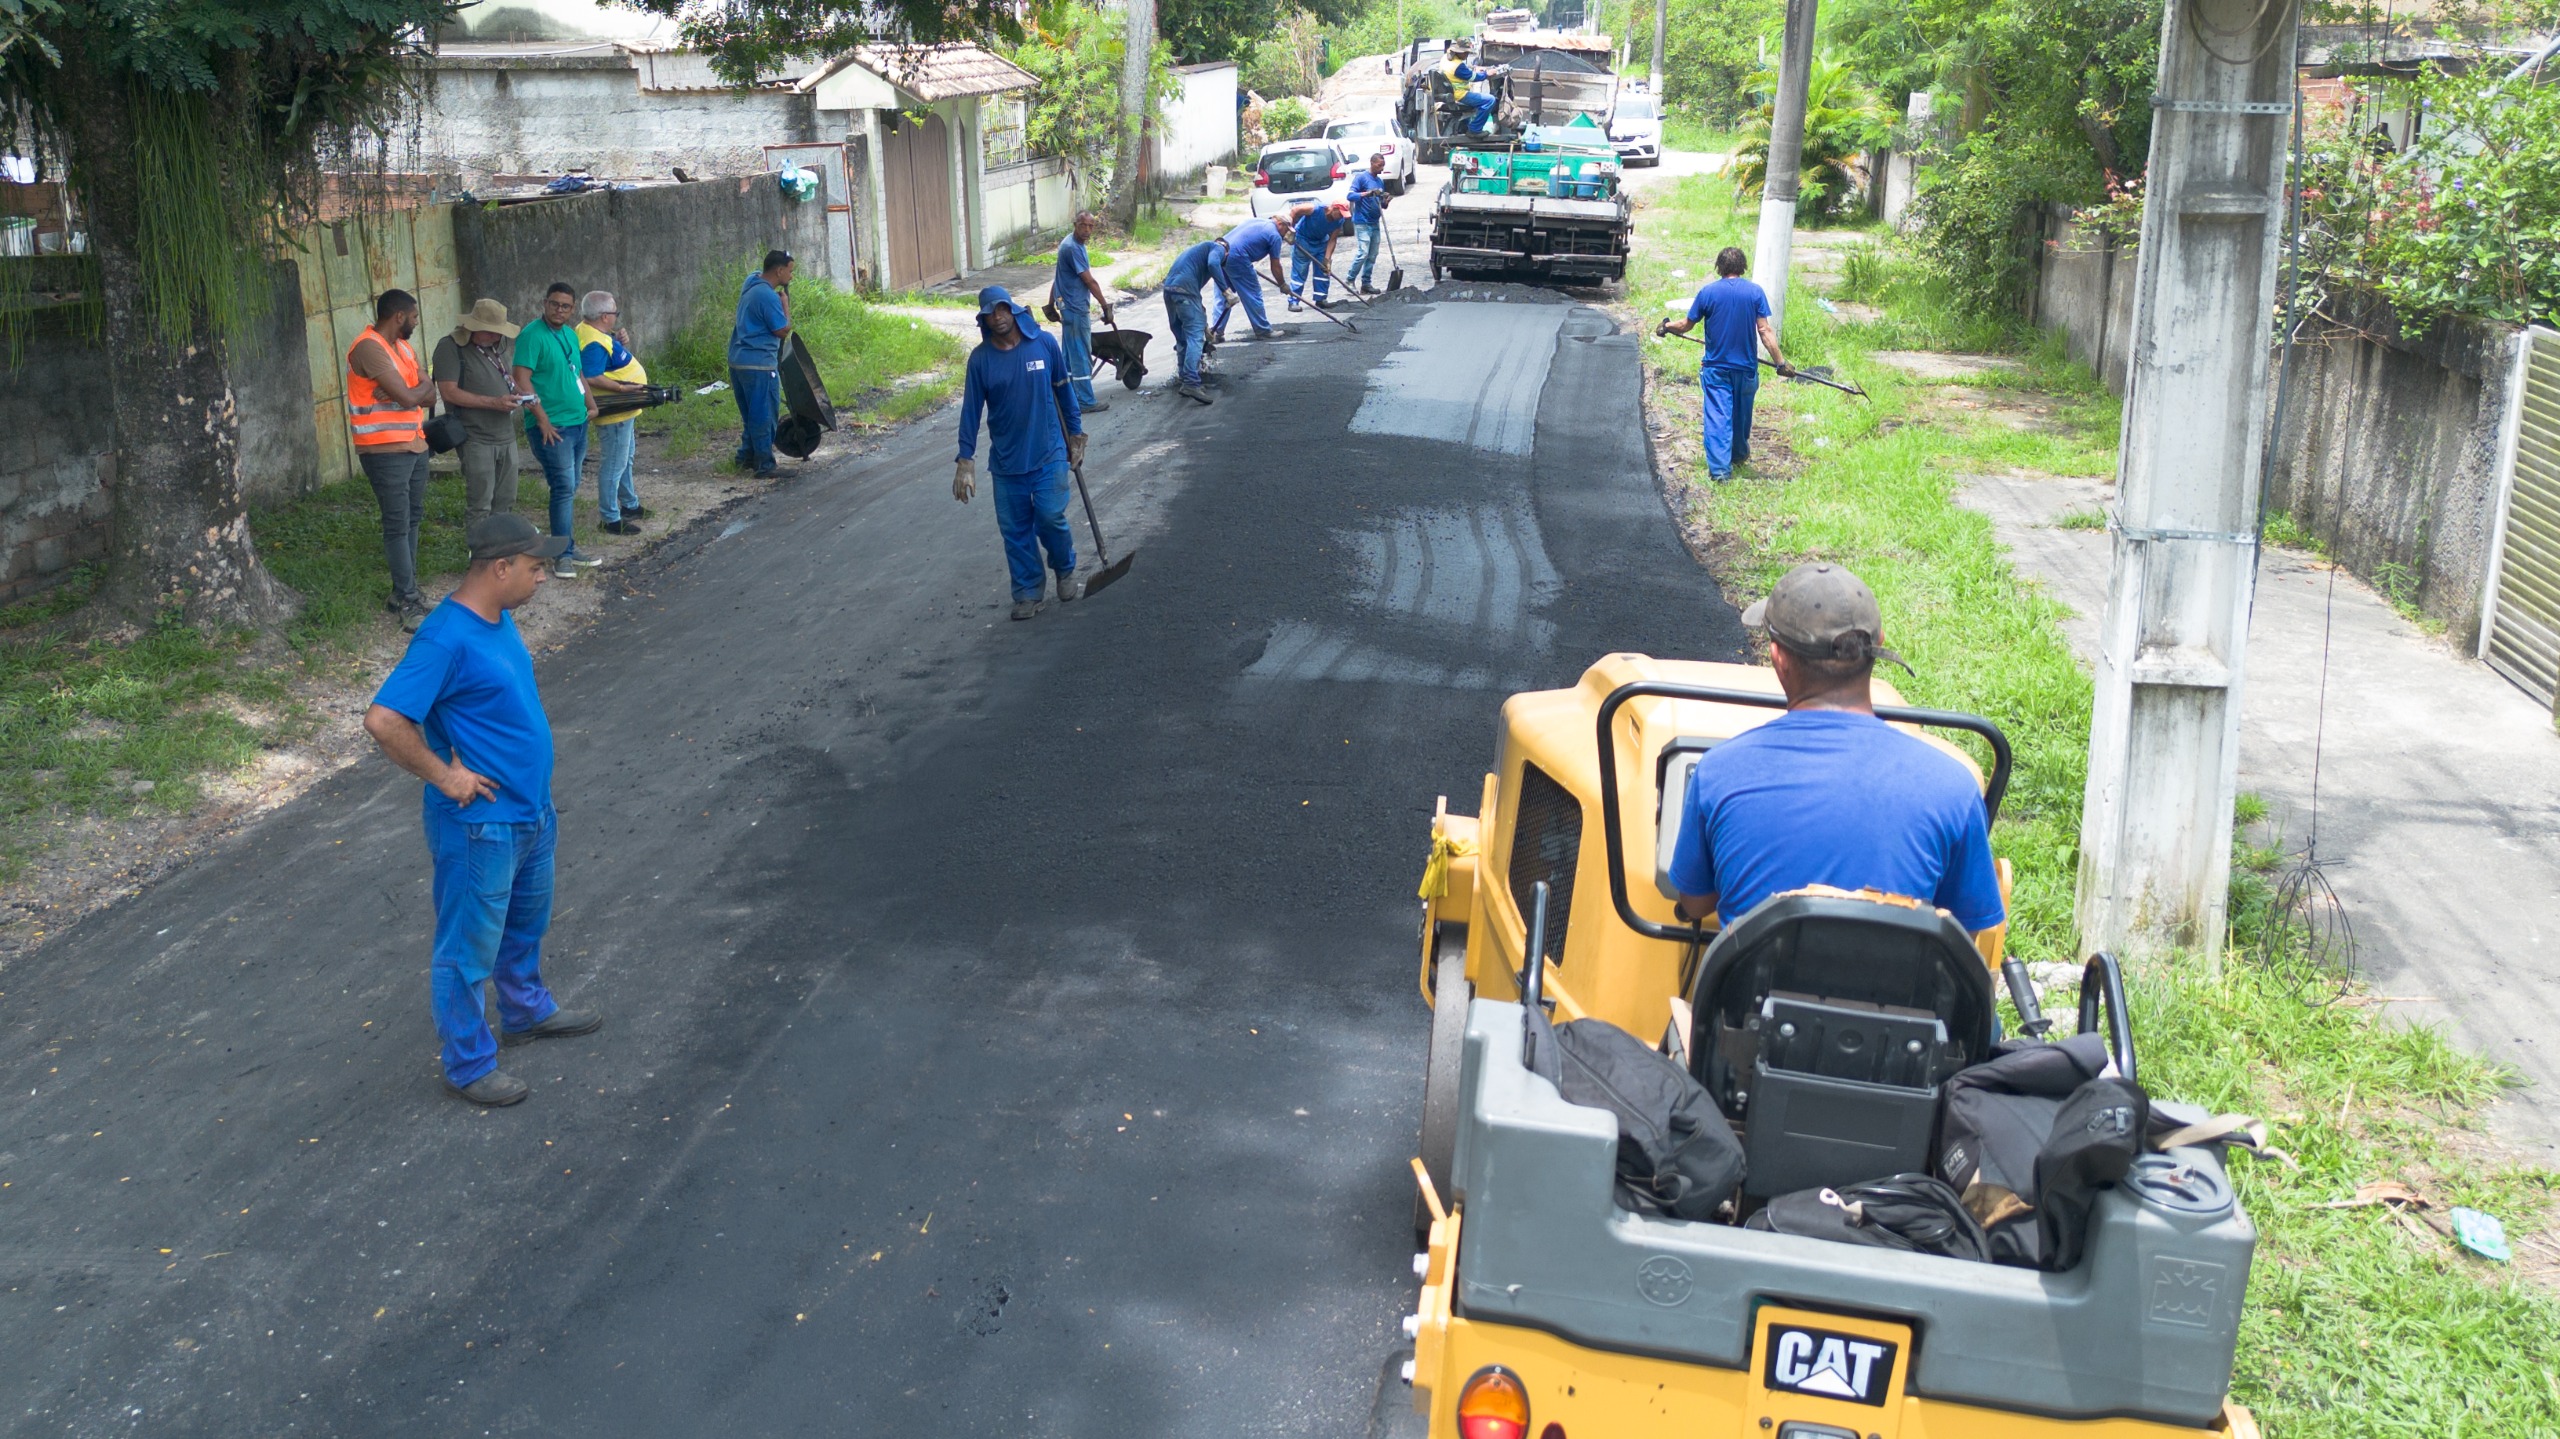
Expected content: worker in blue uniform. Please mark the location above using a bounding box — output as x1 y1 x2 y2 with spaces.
1209 211 1298 344
1159 238 1224 406
1442 41 1507 134
954 287 1085 620
1657 245 1792 481
1287 200 1356 310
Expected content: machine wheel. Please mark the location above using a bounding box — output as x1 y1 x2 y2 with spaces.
1413 939 1472 1244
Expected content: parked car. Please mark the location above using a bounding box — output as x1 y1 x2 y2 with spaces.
1249 140 1358 218
1609 88 1663 166
1321 114 1419 194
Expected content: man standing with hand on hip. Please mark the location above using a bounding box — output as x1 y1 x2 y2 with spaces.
1657 245 1790 482
364 513 603 1107
953 287 1084 621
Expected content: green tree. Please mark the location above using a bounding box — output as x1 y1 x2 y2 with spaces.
1729 50 1889 218
1592 0 1783 124
2 0 453 629
1004 2 1176 180
1163 0 1356 65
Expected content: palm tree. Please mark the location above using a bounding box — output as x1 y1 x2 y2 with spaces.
1730 51 1889 219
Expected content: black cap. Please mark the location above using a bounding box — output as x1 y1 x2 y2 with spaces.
1740 561 1913 673
467 512 570 563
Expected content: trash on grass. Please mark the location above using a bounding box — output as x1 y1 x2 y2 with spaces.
2448 1207 2513 1263
696 381 730 394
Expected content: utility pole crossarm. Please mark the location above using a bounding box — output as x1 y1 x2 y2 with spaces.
2076 0 2301 967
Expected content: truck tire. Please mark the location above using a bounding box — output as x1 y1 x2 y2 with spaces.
1414 939 1471 1243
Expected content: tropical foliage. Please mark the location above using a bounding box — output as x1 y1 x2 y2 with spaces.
1729 51 1889 219
1004 1 1176 176
1591 0 1784 125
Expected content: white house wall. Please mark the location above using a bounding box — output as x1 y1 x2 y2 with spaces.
982 158 1073 257
442 0 673 43
424 65 821 184
1158 64 1239 181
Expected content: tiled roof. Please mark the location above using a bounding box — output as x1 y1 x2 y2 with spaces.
798 43 1038 101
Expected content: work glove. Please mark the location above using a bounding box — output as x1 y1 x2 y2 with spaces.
952 459 975 503
1067 433 1087 467
1775 361 1798 378
1654 318 1670 338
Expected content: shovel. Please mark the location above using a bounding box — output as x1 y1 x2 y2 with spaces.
1657 325 1868 398
1384 223 1406 293
1056 404 1133 596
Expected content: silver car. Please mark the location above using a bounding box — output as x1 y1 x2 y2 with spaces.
1321 115 1419 194
1250 140 1359 218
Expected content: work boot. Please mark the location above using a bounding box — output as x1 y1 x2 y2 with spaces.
1177 382 1213 405
1082 399 1110 414
398 595 431 632
1010 597 1042 621
448 1070 530 1107
1249 328 1278 341
504 1008 603 1044
552 557 583 579
1287 297 1303 312
1056 573 1080 603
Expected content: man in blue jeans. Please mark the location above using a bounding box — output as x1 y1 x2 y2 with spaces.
952 287 1084 621
511 282 602 577
1344 152 1391 293
1159 238 1222 407
729 250 794 478
364 513 603 1107
1053 210 1115 413
1657 245 1792 481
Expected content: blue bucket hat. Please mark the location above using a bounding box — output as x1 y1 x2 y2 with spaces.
975 285 1038 335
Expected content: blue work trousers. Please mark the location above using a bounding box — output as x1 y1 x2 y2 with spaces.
425 803 561 1087
1461 91 1498 133
993 458 1076 601
730 366 780 472
1700 364 1760 479
1289 242 1331 304
1163 285 1209 386
1210 259 1273 338
592 419 639 522
526 421 588 558
1346 223 1382 289
1059 308 1099 407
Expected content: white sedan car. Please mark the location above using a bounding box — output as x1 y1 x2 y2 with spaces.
1321 115 1419 194
1609 89 1664 166
1250 140 1360 218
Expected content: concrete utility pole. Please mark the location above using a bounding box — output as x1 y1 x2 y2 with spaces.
1749 0 1818 333
2076 0 2301 968
1113 0 1156 225
1648 0 1667 96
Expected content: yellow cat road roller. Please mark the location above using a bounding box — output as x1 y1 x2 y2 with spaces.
1374 654 2261 1439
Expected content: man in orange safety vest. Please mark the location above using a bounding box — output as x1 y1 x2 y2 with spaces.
347 289 442 630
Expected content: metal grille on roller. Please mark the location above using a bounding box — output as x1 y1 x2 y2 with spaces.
1508 761 1582 962
2485 326 2560 706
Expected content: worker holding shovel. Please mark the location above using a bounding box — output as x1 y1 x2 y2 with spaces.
954 287 1085 620
1657 245 1792 482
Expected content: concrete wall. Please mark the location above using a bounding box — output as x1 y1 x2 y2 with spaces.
2033 210 2523 648
288 207 461 494
1158 63 1240 186
452 175 831 358
982 157 1075 260
422 62 821 185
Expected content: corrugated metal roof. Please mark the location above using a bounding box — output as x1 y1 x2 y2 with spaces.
797 44 1037 102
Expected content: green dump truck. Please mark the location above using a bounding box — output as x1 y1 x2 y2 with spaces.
1429 114 1631 286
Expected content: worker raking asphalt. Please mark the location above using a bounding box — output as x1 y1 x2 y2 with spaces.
0 286 1741 1435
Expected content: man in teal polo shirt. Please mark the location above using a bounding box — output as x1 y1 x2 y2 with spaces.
511 283 601 576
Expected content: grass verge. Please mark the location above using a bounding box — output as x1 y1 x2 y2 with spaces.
1632 173 2560 1435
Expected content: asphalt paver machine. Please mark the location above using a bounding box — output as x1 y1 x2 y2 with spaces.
1379 653 2261 1439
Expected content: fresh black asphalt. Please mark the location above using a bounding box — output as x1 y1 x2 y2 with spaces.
0 288 1744 1436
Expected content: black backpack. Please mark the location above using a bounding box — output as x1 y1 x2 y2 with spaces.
1744 1173 1992 1261
1526 995 1744 1221
1937 1033 2148 1268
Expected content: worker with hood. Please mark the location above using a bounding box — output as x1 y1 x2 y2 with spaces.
954 287 1086 620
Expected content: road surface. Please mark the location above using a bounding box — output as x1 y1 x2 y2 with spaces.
0 286 1739 1435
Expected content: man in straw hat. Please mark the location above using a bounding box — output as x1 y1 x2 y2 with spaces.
432 298 533 527
1666 562 2005 939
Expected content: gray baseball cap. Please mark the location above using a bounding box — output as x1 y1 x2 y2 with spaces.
467 512 570 563
1740 561 1912 672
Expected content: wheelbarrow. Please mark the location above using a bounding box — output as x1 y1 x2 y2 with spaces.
1088 322 1153 391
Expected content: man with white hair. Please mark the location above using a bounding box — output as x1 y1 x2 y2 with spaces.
577 290 651 536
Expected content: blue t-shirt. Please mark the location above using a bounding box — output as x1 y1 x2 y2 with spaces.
957 324 1082 476
1054 236 1093 317
1348 170 1388 225
371 600 554 825
1667 710 2004 931
1223 218 1286 268
1687 276 1770 372
728 275 789 369
1164 240 1221 293
1294 207 1351 252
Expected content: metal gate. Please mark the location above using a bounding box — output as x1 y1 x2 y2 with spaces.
880 112 956 290
2481 326 2560 707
